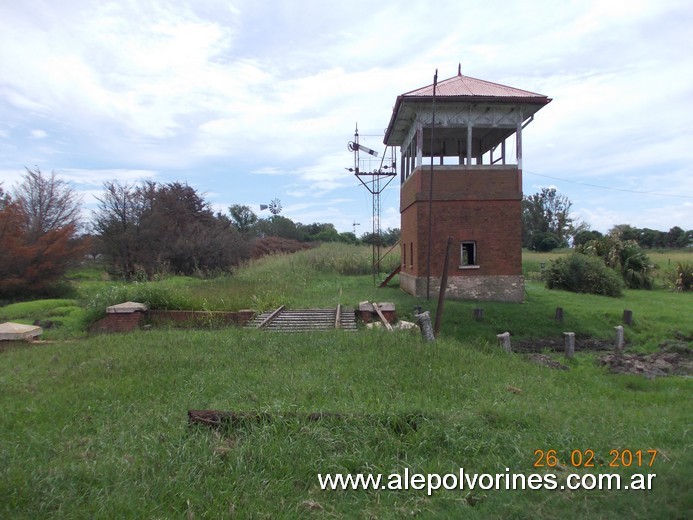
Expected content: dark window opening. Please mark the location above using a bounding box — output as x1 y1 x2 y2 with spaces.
461 241 477 266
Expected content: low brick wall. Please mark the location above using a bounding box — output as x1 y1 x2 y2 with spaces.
90 311 145 333
91 309 256 333
358 303 396 324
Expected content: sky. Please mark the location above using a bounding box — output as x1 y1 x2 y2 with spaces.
1 0 692 236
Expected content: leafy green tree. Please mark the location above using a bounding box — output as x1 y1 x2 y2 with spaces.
608 224 640 242
337 231 358 244
638 228 665 249
254 215 307 241
313 228 340 242
573 229 603 248
361 228 400 247
228 204 258 236
522 188 573 250
664 226 687 248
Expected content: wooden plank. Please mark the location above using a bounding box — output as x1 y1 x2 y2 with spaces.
373 302 393 331
257 305 285 328
379 264 401 288
334 304 341 329
433 237 453 336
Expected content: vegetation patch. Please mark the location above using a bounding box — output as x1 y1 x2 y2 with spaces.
512 336 613 353
545 253 625 296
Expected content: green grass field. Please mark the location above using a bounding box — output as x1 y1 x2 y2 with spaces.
1 244 691 518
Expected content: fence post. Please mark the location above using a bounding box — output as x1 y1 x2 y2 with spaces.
415 311 435 342
563 332 575 359
497 332 512 353
623 309 633 326
614 325 625 354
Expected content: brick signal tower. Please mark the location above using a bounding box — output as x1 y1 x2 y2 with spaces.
384 68 551 302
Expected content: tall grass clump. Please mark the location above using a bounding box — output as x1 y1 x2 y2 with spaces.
545 253 624 297
295 243 400 276
668 261 693 291
81 283 196 327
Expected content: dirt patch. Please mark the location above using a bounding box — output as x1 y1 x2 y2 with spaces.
598 342 693 378
514 333 693 378
525 353 569 370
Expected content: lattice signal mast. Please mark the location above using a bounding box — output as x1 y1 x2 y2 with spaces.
347 124 397 284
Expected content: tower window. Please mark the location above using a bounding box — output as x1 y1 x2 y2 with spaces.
460 241 477 267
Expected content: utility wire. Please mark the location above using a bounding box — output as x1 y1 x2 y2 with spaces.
524 170 693 199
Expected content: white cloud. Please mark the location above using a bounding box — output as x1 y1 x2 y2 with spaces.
1 0 691 236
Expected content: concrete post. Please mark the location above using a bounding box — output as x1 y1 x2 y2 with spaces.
614 325 625 354
415 311 435 342
563 332 575 359
497 332 512 353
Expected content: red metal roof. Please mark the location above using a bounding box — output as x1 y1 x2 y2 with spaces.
402 73 548 100
383 72 551 145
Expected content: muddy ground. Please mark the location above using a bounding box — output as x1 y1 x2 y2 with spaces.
516 333 693 377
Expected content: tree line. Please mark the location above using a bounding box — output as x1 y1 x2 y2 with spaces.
0 169 400 297
1 168 689 298
521 187 692 251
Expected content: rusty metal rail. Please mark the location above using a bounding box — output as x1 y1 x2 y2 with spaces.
246 306 358 332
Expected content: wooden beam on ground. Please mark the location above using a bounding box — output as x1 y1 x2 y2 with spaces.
334 304 342 329
372 302 393 331
257 305 285 328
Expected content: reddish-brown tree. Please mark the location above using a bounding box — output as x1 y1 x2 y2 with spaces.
0 169 88 297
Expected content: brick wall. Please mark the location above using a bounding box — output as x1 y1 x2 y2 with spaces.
400 165 524 302
90 309 256 333
90 311 145 333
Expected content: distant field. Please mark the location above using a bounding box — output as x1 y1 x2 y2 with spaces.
1 244 691 518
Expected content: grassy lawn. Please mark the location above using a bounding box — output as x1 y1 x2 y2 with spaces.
1 244 691 518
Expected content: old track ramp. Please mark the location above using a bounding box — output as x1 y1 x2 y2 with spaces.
246 305 358 332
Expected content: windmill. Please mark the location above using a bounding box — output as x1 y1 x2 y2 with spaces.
260 198 282 215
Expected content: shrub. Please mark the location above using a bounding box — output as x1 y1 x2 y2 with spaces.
578 237 655 289
545 253 624 297
668 262 693 291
